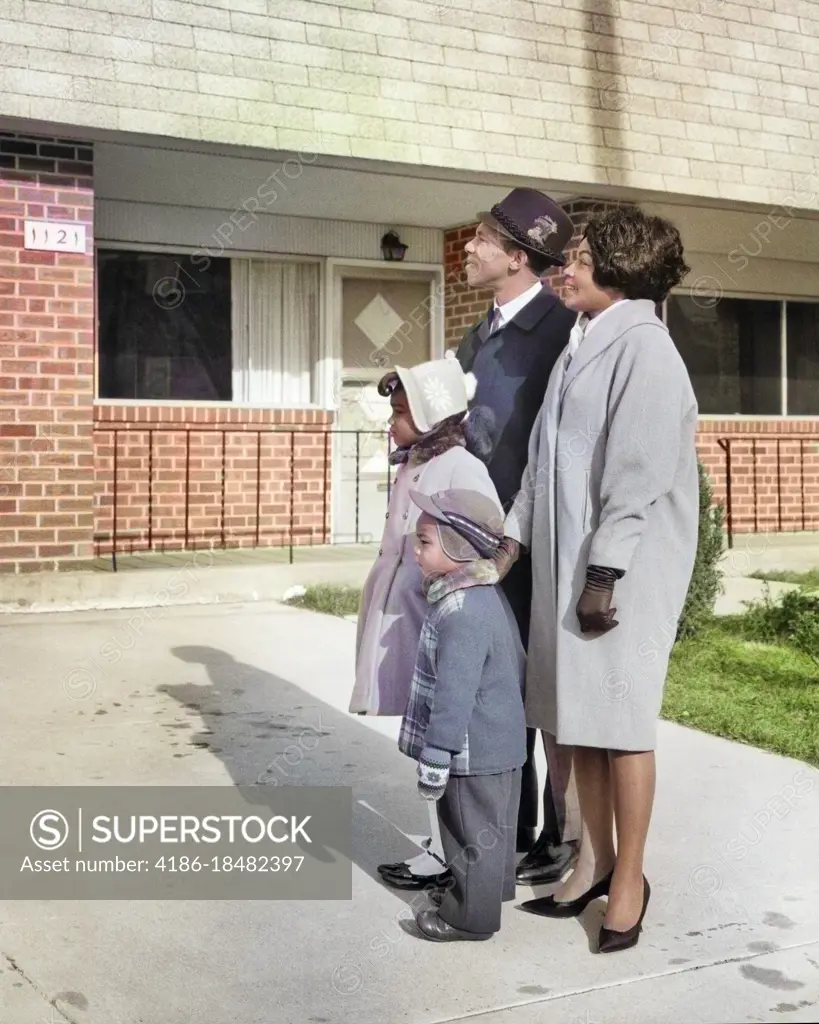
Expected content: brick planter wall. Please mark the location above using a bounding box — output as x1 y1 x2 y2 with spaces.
93 404 334 556
0 132 95 573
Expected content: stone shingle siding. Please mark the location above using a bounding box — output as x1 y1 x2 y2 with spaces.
3 0 819 209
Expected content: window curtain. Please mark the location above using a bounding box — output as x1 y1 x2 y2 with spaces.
231 260 319 405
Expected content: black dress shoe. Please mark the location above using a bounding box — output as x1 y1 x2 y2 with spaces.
516 826 537 853
519 870 613 918
415 910 492 942
516 836 579 885
377 860 409 877
380 867 453 891
597 877 651 953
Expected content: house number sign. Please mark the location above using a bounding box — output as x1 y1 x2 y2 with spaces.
24 220 87 254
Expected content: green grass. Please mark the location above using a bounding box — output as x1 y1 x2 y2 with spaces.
750 567 819 588
663 619 819 766
287 584 361 618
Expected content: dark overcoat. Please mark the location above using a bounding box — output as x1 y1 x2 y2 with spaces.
456 285 575 645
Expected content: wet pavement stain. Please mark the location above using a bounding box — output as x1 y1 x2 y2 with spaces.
772 1001 813 1013
763 912 796 930
669 958 691 965
740 965 804 991
518 985 551 996
748 941 777 953
55 991 89 1010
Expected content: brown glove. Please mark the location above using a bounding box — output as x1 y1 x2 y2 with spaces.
576 565 620 634
492 536 520 581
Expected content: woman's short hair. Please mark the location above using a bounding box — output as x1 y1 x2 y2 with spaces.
583 205 690 302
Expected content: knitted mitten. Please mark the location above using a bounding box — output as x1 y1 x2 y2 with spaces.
417 746 452 802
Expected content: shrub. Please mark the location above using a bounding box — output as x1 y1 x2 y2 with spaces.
742 586 819 668
676 459 725 640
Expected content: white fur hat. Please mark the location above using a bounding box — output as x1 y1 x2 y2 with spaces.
392 351 477 434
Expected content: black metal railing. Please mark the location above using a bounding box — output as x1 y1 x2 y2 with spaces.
93 427 392 570
717 434 819 548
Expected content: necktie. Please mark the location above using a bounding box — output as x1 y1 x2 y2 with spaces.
487 306 500 335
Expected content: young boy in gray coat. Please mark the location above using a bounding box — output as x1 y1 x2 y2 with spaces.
398 487 527 942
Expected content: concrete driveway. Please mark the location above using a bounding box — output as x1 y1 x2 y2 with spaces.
1 600 818 1024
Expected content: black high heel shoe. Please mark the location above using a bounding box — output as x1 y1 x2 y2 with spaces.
597 876 651 953
518 869 614 919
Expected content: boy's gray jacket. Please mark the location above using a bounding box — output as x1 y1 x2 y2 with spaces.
505 299 699 751
398 576 527 776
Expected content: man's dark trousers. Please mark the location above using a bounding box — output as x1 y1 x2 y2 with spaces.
500 554 563 847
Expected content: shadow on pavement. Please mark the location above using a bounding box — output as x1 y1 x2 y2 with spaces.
161 644 443 914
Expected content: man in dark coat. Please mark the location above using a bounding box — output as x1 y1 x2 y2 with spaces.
458 189 581 886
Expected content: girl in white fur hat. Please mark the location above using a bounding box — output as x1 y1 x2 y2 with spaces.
349 353 502 890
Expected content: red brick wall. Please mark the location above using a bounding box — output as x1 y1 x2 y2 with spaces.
443 223 491 350
93 404 334 555
697 420 819 535
0 132 95 573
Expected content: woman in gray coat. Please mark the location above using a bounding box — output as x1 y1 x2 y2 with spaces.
503 206 698 953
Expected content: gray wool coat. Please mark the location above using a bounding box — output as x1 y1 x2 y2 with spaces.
505 299 699 751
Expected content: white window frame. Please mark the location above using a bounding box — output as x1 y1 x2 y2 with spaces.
94 241 325 409
665 287 819 421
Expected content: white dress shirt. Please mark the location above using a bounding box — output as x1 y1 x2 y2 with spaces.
491 280 544 332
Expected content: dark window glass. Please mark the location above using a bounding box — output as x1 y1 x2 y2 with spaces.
666 295 781 415
98 251 232 400
786 301 819 416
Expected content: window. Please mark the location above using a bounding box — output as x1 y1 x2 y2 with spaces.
97 251 320 404
231 260 319 405
98 252 232 401
786 302 819 416
666 295 781 415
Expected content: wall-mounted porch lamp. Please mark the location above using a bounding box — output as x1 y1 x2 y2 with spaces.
380 230 408 262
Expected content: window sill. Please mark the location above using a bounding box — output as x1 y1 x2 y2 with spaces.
94 398 330 411
698 414 819 421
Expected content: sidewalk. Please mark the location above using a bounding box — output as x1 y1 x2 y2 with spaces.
1 600 817 1024
2 532 817 617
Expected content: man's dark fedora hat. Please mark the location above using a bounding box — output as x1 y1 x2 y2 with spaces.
478 188 573 267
